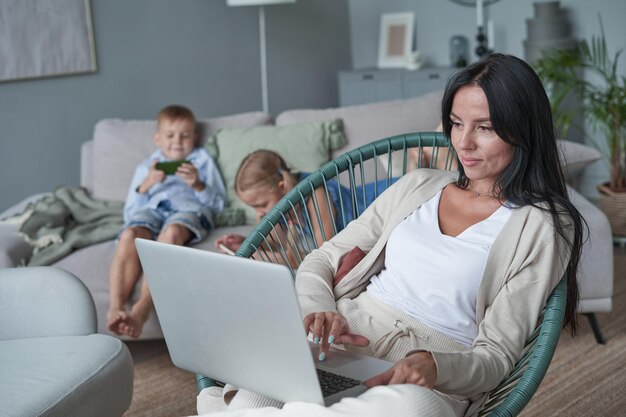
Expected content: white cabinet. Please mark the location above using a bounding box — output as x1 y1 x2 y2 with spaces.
338 67 458 107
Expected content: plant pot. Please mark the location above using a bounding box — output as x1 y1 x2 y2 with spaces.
598 183 626 236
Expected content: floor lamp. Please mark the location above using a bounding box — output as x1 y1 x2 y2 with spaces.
227 0 296 113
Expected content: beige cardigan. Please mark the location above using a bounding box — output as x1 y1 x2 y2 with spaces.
295 169 571 400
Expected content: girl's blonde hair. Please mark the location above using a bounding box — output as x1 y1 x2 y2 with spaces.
234 150 298 195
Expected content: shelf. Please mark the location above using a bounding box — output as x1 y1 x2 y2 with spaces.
338 67 458 106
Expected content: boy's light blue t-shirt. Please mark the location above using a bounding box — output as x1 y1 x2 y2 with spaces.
123 148 226 223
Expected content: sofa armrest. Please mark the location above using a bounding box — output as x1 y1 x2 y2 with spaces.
568 185 614 313
0 267 97 340
0 193 54 268
81 140 94 192
0 229 32 268
275 90 444 159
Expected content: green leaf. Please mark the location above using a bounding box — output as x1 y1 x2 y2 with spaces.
533 14 626 187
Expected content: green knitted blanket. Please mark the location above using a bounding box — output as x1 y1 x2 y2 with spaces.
2 186 245 266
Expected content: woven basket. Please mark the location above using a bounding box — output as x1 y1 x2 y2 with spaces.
598 184 626 236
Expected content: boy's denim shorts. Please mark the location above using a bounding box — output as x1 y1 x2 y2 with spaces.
123 204 212 245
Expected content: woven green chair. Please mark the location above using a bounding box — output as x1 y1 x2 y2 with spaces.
196 132 566 416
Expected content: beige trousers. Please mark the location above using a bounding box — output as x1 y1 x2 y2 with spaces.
196 291 470 417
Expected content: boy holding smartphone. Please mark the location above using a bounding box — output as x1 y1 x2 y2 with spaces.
107 104 225 338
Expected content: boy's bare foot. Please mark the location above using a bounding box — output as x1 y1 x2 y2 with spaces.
107 308 129 335
118 304 150 339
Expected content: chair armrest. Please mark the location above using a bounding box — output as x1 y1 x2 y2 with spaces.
0 267 97 340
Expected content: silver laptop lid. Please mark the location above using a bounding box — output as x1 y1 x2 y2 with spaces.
135 238 325 405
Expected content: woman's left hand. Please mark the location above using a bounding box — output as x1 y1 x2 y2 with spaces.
364 351 437 389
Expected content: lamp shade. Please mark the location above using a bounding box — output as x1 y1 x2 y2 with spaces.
227 0 295 6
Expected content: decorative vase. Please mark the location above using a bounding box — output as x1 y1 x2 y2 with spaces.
598 183 626 236
523 1 576 64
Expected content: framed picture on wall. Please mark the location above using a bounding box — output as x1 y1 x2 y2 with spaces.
377 12 415 69
0 0 97 83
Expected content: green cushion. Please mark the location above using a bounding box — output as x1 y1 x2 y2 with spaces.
206 120 346 224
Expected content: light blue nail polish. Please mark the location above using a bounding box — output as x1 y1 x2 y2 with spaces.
328 335 335 344
313 336 319 345
319 352 326 361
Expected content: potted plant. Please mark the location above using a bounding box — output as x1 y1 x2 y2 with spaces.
535 20 626 235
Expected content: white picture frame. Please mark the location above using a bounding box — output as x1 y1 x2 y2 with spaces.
377 12 415 69
0 0 97 83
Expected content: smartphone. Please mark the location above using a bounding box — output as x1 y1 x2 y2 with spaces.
155 160 189 175
218 243 236 256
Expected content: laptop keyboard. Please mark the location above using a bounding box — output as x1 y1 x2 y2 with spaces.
316 368 361 397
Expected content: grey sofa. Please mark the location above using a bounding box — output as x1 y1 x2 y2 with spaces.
0 90 614 342
0 267 133 417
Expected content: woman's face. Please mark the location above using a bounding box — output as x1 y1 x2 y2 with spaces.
238 185 285 220
449 85 514 187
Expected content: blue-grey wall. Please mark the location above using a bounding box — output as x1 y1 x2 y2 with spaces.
0 0 351 212
348 0 626 70
4 0 625 211
347 0 626 198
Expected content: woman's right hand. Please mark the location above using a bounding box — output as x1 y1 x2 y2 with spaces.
214 234 245 253
303 311 369 361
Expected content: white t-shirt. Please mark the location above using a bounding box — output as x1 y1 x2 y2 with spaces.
366 190 512 347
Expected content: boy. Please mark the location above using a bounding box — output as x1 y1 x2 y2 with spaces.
107 105 226 338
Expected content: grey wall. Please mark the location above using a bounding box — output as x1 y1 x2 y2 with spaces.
348 0 626 70
0 0 351 212
4 0 624 211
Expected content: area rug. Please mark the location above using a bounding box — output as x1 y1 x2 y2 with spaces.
124 354 197 417
520 249 626 417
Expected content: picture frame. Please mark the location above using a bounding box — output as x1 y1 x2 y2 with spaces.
377 12 415 69
0 0 97 83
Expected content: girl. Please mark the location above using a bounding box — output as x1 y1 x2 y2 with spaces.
215 150 395 264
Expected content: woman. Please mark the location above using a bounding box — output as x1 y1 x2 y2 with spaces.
201 54 585 417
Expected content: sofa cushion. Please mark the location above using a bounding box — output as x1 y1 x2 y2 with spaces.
53 240 164 340
0 334 133 417
276 90 443 159
91 112 272 201
206 120 347 224
558 139 602 179
53 224 254 339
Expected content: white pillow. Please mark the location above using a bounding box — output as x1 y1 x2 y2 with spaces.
377 138 601 181
558 139 602 179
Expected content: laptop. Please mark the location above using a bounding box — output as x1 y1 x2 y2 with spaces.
135 238 393 406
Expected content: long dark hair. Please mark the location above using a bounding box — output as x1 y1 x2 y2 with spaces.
442 53 585 334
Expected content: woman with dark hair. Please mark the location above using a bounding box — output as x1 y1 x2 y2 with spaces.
200 54 585 417
440 53 584 333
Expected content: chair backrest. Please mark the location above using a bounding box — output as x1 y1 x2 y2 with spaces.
236 131 455 273
197 131 567 416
